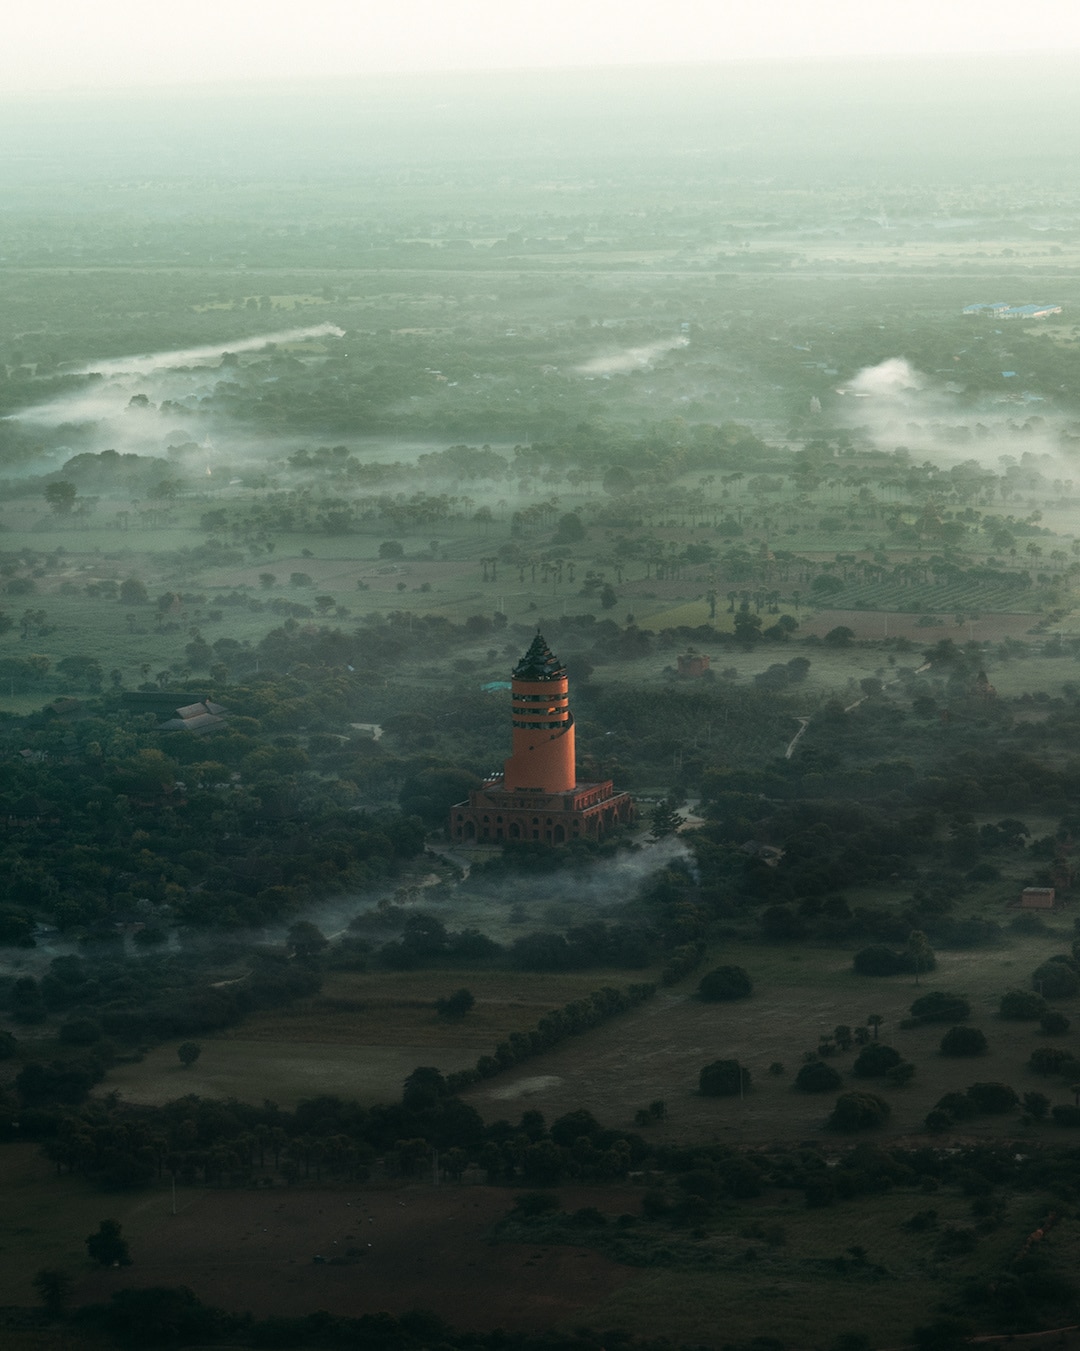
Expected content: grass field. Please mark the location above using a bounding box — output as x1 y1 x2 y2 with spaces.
102 968 659 1108
456 935 1080 1140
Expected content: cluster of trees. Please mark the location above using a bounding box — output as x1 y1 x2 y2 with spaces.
0 687 426 934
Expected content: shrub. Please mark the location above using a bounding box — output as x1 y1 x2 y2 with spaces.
853 945 908 976
999 989 1048 1020
924 1109 953 1132
910 991 971 1024
828 1092 890 1131
697 965 753 1001
1051 1105 1080 1127
935 1092 978 1121
699 1059 751 1097
794 1060 843 1093
512 1192 559 1217
1033 959 1080 999
965 1082 1019 1114
435 988 475 1021
886 1061 916 1087
939 1026 988 1057
852 1043 902 1078
1029 1046 1078 1076
1040 1010 1071 1035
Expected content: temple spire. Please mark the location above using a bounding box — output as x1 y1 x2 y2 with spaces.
511 631 566 682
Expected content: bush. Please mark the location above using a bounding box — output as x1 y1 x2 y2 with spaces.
853 945 908 976
828 1092 890 1131
939 1026 988 1057
910 991 971 1024
1029 1046 1079 1076
435 988 475 1021
1033 959 1080 999
697 965 753 1001
1040 1010 1071 1035
965 1082 1019 1114
935 1092 978 1121
999 989 1048 1020
699 1059 751 1097
794 1060 843 1093
1051 1105 1080 1127
512 1192 559 1217
852 1043 902 1078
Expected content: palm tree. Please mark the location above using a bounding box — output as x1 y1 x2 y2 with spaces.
867 1014 884 1040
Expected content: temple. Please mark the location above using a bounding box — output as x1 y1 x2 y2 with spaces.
449 632 636 845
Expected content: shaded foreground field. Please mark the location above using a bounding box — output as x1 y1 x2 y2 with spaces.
15 1151 1080 1347
72 1182 636 1333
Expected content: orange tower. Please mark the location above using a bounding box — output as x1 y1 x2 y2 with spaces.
450 631 635 846
503 632 575 793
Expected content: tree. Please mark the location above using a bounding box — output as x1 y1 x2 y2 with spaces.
854 946 908 976
697 965 753 1001
118 577 148 605
1040 1009 1071 1035
379 540 404 559
1023 1090 1051 1121
999 989 1048 1020
177 1042 201 1069
828 1091 890 1131
649 798 682 841
1033 958 1080 999
44 480 77 515
824 625 855 647
85 1219 132 1266
287 921 328 960
600 583 617 610
867 1013 884 1040
907 930 935 985
795 1060 843 1093
852 1043 901 1077
699 1059 750 1096
33 1268 73 1316
436 988 475 1021
940 1026 988 1057
965 1081 1018 1114
733 603 762 646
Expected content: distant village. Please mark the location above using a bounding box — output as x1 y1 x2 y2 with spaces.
962 301 1063 318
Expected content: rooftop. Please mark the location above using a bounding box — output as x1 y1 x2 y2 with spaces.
512 631 566 682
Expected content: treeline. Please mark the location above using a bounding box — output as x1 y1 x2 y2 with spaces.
445 982 656 1095
0 692 425 934
56 1290 729 1351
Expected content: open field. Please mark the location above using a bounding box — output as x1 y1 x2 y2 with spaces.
102 968 659 1108
94 933 1080 1139
458 937 1080 1140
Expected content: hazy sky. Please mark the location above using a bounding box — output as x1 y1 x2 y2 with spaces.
7 0 1080 93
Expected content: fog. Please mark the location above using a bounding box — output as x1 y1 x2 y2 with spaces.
839 356 1080 477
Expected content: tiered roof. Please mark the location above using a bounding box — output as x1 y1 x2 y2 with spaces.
512 632 566 681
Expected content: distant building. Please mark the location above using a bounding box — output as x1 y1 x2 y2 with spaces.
964 301 1061 319
157 699 228 733
677 652 711 678
450 632 635 845
1021 886 1056 910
